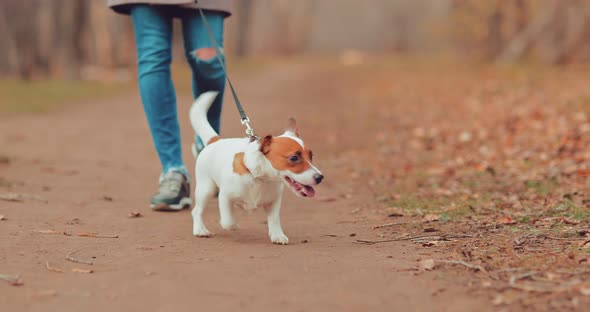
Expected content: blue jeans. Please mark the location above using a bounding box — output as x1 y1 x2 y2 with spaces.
130 5 226 179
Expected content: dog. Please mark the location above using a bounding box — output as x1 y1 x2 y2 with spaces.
189 91 324 244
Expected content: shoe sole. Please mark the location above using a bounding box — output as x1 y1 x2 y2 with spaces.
151 197 192 211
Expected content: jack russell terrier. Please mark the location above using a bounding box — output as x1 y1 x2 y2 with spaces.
189 91 324 244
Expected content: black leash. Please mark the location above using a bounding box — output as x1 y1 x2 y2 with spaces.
195 1 258 140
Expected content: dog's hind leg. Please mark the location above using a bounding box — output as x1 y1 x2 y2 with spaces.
192 178 215 237
218 193 238 230
265 197 288 245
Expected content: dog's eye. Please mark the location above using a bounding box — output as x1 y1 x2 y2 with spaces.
289 155 300 163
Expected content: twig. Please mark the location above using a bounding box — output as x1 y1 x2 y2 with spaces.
65 248 93 265
35 230 118 238
45 261 64 273
371 222 408 229
35 230 63 234
0 274 23 286
354 233 475 245
336 219 367 224
76 232 118 238
0 192 47 203
438 260 488 274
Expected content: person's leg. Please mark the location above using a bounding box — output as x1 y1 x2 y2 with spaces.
130 5 189 177
180 10 226 154
130 5 191 210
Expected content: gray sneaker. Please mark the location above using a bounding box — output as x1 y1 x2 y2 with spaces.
150 171 192 211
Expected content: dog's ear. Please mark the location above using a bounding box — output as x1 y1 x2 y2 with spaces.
285 117 300 137
260 135 272 154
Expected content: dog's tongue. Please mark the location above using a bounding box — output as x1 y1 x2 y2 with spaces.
302 185 316 197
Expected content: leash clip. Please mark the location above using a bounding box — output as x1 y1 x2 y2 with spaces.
241 118 260 141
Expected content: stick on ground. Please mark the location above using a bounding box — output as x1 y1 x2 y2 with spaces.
65 248 94 265
45 261 64 273
371 222 408 229
354 233 475 245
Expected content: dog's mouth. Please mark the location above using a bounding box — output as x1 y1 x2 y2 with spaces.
284 176 316 198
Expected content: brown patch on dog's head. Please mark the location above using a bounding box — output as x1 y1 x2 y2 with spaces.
233 152 250 175
260 135 273 155
261 136 312 174
207 136 220 145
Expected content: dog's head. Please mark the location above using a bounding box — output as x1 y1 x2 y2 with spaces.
254 118 323 197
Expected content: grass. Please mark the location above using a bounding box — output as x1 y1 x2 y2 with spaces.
524 178 559 196
390 193 486 221
0 58 270 114
0 80 130 113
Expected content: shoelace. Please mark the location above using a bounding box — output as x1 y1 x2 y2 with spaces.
160 177 181 193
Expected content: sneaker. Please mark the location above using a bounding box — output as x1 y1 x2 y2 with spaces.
150 171 192 211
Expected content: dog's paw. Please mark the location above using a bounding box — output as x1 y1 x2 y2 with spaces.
270 233 289 245
220 220 238 231
193 224 212 238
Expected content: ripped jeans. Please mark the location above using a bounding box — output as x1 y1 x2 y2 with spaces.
130 5 226 179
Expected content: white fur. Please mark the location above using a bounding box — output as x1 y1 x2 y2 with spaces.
189 92 322 245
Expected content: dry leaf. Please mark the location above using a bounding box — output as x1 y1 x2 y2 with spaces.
422 241 439 247
498 216 517 225
72 268 94 274
420 258 435 271
423 214 439 222
128 211 143 218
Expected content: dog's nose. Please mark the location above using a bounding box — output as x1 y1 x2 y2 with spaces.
314 173 324 184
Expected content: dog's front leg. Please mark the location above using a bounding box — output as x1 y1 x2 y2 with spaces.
219 194 238 230
192 178 215 237
265 196 288 245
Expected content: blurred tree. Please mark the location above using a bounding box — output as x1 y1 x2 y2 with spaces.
235 0 254 57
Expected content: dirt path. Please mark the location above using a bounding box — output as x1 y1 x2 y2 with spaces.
0 60 491 311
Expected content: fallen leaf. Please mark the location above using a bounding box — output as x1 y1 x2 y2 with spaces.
423 227 438 233
0 274 23 286
568 251 576 260
422 241 438 247
420 258 435 270
562 217 580 225
66 218 82 225
72 268 94 274
423 214 440 222
498 216 517 225
128 211 143 218
492 295 505 306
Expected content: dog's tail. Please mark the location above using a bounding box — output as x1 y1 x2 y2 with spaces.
189 91 219 146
